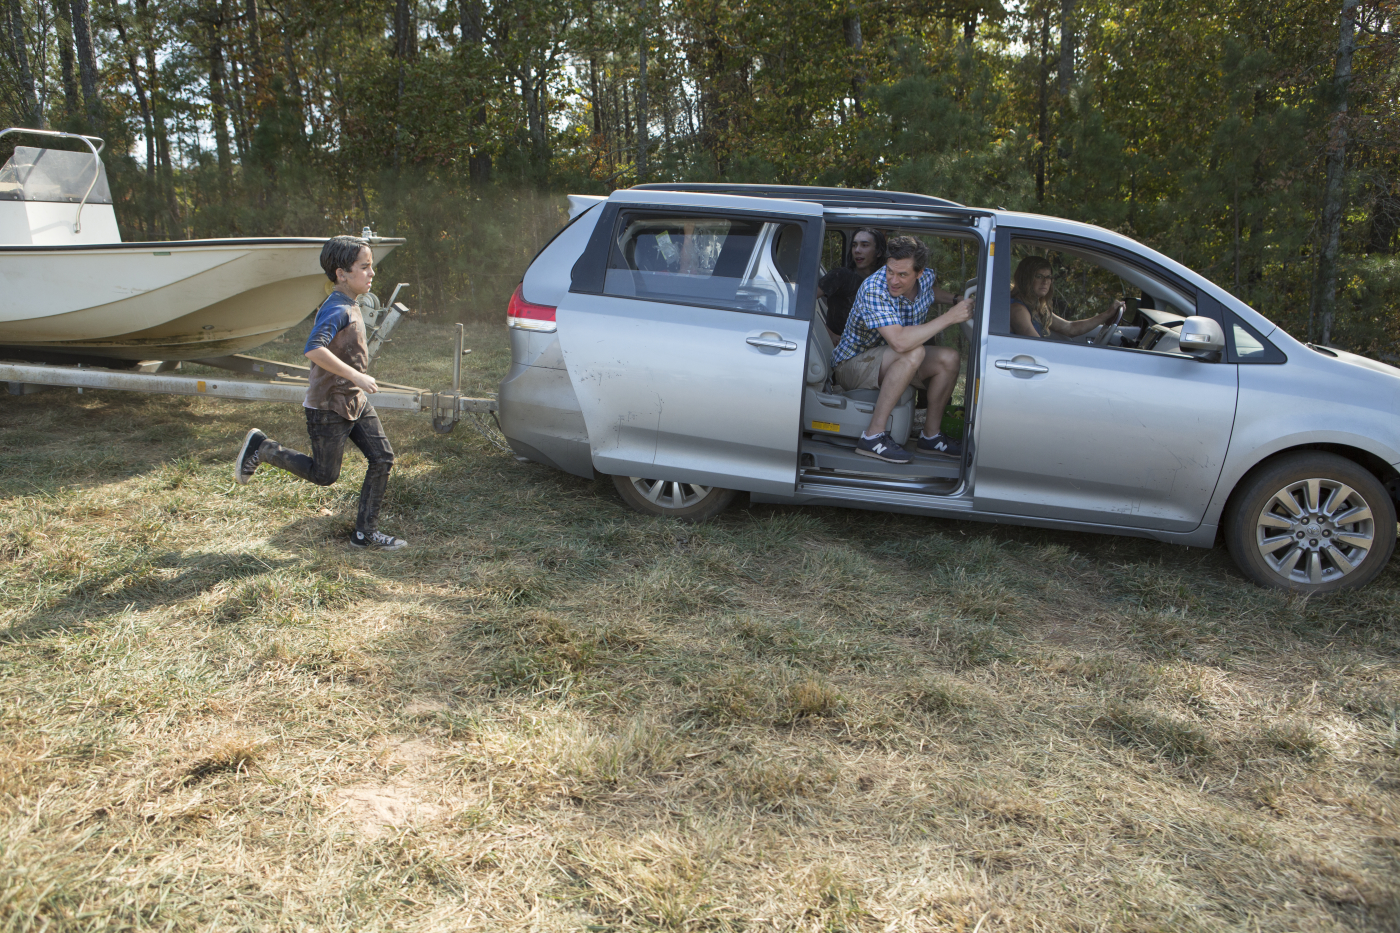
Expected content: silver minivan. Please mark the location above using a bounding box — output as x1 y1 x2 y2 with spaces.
499 185 1400 595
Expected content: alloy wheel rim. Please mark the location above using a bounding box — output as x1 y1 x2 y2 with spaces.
1254 477 1376 586
627 477 712 510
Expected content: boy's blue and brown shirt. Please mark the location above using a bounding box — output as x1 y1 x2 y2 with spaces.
303 290 370 420
831 268 939 367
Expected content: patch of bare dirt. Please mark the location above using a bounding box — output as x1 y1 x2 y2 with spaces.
331 784 442 838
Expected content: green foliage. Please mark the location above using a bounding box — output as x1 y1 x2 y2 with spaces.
876 40 1034 208
0 0 1395 341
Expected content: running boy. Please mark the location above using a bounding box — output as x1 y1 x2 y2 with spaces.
233 235 406 550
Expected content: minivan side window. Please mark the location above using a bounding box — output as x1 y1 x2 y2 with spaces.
604 213 801 316
999 238 1202 358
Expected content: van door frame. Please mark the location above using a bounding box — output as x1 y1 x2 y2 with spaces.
795 210 996 501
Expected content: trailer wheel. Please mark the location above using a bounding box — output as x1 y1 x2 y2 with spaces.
611 475 736 522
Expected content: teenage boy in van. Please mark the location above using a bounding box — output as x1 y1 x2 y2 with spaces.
232 235 406 550
830 235 974 465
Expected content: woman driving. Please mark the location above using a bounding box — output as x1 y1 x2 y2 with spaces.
1010 256 1124 339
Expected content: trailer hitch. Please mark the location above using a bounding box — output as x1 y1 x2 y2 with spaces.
431 323 466 434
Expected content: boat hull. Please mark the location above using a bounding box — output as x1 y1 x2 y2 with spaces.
0 238 402 361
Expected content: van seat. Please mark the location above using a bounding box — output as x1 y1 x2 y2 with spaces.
801 281 915 443
804 384 915 445
806 291 912 442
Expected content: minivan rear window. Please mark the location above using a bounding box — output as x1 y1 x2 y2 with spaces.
604 213 799 316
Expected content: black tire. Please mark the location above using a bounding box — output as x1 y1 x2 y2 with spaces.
1224 452 1396 594
610 474 737 523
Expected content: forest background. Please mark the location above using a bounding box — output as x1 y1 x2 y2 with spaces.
0 0 1397 352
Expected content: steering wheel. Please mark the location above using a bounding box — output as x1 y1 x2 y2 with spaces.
1093 303 1125 346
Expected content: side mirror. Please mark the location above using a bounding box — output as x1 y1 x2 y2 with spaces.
1179 316 1226 360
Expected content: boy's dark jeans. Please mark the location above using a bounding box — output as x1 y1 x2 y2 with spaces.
258 406 395 535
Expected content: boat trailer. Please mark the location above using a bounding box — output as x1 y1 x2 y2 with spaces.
0 291 497 435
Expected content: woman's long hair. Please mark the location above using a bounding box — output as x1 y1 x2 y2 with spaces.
847 227 888 275
1011 256 1054 335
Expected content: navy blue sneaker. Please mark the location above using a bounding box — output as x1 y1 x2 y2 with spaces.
855 432 913 464
350 530 408 551
234 428 266 485
916 432 963 458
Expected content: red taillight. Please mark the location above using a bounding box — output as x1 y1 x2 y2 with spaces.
507 284 557 332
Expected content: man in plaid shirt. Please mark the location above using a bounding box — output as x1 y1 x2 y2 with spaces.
831 235 974 464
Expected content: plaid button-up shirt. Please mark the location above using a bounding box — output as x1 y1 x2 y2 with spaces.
831 268 939 366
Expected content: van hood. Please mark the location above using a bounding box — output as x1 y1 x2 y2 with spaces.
1313 344 1400 380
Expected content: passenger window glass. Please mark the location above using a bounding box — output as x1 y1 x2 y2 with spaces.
605 213 801 316
821 228 846 272
1002 239 1197 356
1232 324 1266 360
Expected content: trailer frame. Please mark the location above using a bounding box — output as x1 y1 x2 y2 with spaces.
2 295 497 434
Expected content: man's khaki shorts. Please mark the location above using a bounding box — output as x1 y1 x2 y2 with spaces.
833 346 885 391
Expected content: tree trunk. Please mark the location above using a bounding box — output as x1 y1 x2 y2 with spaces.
221 0 248 161
842 12 863 117
111 7 157 231
70 0 102 127
1036 7 1050 202
637 0 648 182
227 52 249 163
661 67 673 161
138 0 178 236
589 56 602 137
459 0 491 184
244 0 265 94
127 53 154 179
1368 191 1399 253
6 0 43 127
207 4 232 186
1233 188 1241 290
55 0 79 118
518 60 549 168
394 0 412 59
698 11 727 175
622 81 631 151
1309 0 1359 346
392 0 413 170
1058 0 1076 99
282 32 304 109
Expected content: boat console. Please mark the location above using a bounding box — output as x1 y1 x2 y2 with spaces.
0 139 120 246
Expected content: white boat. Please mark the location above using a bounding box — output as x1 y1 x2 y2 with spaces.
0 128 402 363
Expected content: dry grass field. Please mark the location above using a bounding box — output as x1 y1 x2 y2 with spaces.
1 318 1398 932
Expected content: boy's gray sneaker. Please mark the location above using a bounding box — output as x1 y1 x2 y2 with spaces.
235 429 267 484
349 530 407 551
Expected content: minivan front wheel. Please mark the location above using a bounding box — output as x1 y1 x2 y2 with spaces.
611 475 737 522
1225 452 1396 594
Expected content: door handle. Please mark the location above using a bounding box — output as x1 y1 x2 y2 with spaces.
994 359 1049 374
747 336 798 351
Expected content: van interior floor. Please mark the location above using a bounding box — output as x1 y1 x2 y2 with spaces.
799 434 961 493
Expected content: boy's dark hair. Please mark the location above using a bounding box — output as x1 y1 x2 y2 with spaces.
885 235 928 271
321 235 369 282
847 227 888 270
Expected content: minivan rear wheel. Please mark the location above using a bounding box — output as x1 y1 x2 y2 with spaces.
611 475 737 522
1224 452 1396 594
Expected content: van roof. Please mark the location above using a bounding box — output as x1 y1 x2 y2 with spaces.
630 183 964 211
